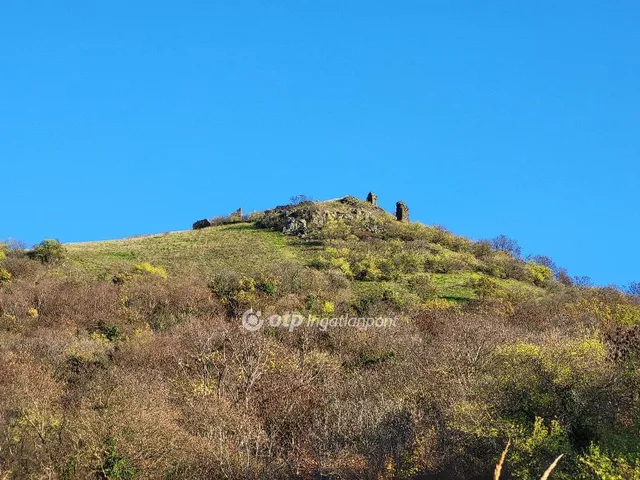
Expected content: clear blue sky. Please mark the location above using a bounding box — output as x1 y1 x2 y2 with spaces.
1 1 639 286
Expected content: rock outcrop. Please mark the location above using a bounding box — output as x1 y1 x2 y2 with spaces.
192 218 212 230
257 196 387 237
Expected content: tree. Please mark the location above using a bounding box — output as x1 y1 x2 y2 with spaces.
626 281 640 297
31 239 67 264
528 255 558 274
290 194 313 205
490 234 522 257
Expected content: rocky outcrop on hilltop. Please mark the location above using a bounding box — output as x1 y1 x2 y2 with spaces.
256 194 405 237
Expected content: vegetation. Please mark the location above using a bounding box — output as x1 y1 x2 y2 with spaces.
0 244 10 285
30 238 67 264
0 197 638 479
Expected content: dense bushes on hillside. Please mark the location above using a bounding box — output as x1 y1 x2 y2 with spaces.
0 211 639 478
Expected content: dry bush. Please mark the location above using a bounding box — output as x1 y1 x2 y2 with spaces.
1 254 44 281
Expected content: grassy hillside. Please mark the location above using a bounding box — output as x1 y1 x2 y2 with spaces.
1 196 639 479
65 224 303 278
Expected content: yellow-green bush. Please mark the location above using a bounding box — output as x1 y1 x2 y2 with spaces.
0 267 11 285
31 239 67 264
0 244 11 285
471 275 503 299
488 335 614 472
354 255 383 281
133 263 168 279
507 417 573 480
579 444 640 480
408 273 435 300
312 247 353 277
525 262 554 287
321 300 335 315
208 271 257 314
566 293 640 326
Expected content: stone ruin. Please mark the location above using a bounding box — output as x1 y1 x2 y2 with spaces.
395 201 409 222
367 192 409 222
194 195 411 233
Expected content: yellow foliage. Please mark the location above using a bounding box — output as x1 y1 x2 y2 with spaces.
8 406 61 445
0 267 11 285
567 297 640 326
525 263 554 286
133 262 168 279
422 298 458 311
192 380 216 397
322 300 335 315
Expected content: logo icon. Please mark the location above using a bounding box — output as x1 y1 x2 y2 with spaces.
242 309 264 332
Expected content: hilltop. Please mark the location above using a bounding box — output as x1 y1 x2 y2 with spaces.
0 194 639 479
63 194 545 303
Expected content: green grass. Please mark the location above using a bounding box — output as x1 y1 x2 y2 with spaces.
431 272 544 301
431 272 478 300
62 216 544 304
65 223 304 278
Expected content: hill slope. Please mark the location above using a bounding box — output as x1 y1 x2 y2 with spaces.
0 196 639 479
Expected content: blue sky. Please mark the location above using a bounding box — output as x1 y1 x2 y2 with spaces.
1 1 638 286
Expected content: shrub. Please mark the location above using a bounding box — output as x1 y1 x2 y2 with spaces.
579 444 640 479
566 291 640 326
290 194 313 205
311 247 353 278
319 217 352 240
0 267 10 285
394 250 423 275
507 417 573 480
97 440 138 480
424 254 470 274
322 300 335 315
472 276 503 299
133 263 168 279
409 273 436 300
428 226 470 252
525 263 554 287
556 268 574 286
471 240 493 259
489 336 613 460
626 281 640 297
208 271 256 315
480 251 528 280
257 279 278 296
354 256 383 281
31 239 67 264
112 272 134 285
573 276 593 288
489 234 522 257
528 255 558 273
99 324 122 341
